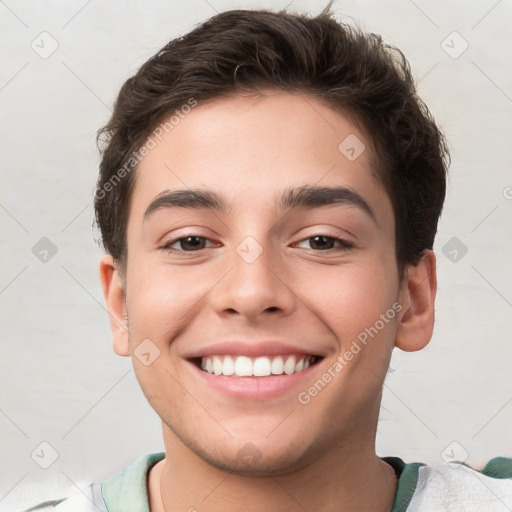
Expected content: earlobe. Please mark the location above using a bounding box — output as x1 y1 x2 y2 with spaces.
99 254 130 357
394 250 437 352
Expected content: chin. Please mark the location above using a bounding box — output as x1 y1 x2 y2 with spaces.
190 435 316 477
205 449 308 476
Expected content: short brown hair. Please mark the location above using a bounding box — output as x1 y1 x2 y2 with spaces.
95 4 449 275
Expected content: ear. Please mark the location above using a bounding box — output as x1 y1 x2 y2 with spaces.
394 250 437 352
99 254 130 357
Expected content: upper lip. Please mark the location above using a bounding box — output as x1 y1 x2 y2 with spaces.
183 341 322 359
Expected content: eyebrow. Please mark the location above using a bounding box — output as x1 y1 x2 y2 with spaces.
143 185 376 223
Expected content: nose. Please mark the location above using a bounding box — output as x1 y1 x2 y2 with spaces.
208 238 297 321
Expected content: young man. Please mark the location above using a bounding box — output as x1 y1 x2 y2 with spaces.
22 4 511 512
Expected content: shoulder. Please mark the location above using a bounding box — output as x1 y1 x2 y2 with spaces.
13 482 107 512
15 452 165 512
407 456 512 512
100 452 165 511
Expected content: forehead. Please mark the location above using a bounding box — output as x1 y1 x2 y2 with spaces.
130 90 392 227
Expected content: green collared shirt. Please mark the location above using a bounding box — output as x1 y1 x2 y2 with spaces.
16 453 512 511
100 452 512 512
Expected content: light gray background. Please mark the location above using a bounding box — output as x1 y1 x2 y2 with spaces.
1 0 511 510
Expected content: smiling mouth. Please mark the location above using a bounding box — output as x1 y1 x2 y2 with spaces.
192 354 322 377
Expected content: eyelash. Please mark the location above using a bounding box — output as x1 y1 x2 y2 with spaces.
161 233 354 254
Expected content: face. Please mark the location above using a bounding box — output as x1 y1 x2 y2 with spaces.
109 90 415 475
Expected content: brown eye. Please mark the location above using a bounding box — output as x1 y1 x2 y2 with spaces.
308 235 336 250
163 236 214 252
295 234 354 252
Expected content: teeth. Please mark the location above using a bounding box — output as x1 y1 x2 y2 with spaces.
222 355 235 376
199 354 315 377
284 355 296 375
234 356 252 376
212 356 223 376
253 357 271 377
271 356 284 375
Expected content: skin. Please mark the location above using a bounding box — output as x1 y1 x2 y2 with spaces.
100 89 437 512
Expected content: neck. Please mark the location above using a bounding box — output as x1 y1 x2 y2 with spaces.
149 425 398 512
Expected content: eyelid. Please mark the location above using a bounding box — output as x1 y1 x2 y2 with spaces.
159 227 356 254
161 234 219 253
293 232 355 250
158 224 218 246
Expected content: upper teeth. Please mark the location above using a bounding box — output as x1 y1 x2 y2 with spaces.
200 355 315 377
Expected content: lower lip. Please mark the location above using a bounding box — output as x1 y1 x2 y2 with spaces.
188 360 320 400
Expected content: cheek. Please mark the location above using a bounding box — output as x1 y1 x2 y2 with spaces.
124 259 203 342
301 261 399 339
